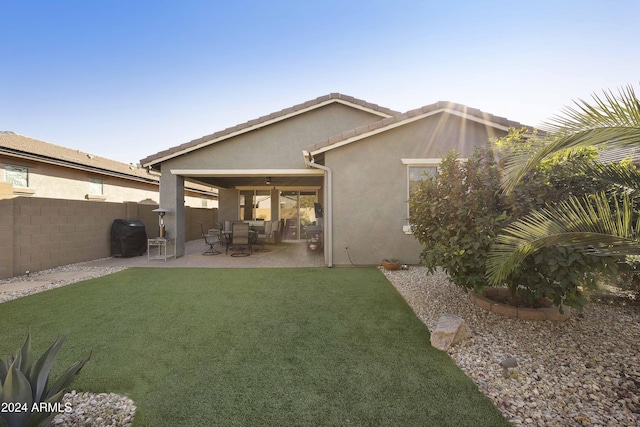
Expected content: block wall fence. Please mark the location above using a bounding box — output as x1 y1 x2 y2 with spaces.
0 197 218 279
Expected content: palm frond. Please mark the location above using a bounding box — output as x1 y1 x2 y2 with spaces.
543 85 640 133
487 192 640 284
579 161 640 194
502 85 640 193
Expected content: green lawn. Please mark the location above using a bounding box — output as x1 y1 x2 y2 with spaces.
0 268 507 426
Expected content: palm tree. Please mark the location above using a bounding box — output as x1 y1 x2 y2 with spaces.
487 85 640 284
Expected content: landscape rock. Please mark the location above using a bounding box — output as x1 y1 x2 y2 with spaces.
383 266 640 426
430 313 473 351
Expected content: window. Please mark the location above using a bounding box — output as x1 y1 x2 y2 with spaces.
239 189 272 220
89 178 103 195
86 178 106 200
402 158 441 233
5 165 28 187
408 166 437 196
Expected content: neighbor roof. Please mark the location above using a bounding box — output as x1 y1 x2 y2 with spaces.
598 147 640 164
306 101 533 155
0 131 157 183
0 131 217 196
140 93 399 167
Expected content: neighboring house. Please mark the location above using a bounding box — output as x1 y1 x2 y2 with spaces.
140 93 530 266
0 131 217 207
598 147 640 165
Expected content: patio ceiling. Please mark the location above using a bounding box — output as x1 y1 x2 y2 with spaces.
172 168 324 190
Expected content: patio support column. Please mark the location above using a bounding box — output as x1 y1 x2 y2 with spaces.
270 188 279 222
218 188 240 221
303 151 332 267
159 168 185 257
240 190 253 220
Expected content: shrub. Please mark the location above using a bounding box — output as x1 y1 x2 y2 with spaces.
409 144 508 290
409 128 619 311
0 331 90 427
613 256 640 301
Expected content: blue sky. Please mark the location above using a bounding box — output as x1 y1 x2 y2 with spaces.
2 0 639 164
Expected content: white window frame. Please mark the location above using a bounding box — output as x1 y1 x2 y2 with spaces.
86 178 106 200
89 178 104 195
401 158 442 234
5 165 29 188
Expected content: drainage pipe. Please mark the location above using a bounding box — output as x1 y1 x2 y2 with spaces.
303 150 333 267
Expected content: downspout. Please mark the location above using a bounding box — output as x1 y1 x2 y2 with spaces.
303 150 333 267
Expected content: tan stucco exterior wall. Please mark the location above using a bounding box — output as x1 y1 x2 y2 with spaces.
158 103 387 254
325 113 509 266
161 103 383 171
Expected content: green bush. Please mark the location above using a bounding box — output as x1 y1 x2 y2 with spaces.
611 256 640 301
409 145 507 290
0 331 90 427
506 246 618 310
409 129 619 311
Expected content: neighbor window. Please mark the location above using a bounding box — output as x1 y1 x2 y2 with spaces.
5 165 28 187
89 178 103 195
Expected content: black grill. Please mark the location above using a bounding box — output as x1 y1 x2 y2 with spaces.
110 219 147 257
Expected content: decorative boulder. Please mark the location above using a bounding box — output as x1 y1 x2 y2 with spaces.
430 314 472 351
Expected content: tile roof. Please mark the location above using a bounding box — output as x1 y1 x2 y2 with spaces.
306 101 534 155
140 93 399 167
0 131 158 182
598 147 640 164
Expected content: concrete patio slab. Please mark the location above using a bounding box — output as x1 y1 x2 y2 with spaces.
1 240 327 298
84 240 326 269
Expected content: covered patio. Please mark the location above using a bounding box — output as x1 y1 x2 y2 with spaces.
140 94 397 268
85 239 327 269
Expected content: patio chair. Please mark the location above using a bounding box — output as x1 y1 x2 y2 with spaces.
230 222 252 257
253 220 273 252
199 222 221 255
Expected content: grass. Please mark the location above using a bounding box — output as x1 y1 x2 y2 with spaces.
0 268 508 426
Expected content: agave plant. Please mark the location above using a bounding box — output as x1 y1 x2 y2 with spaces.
0 331 90 427
488 84 640 284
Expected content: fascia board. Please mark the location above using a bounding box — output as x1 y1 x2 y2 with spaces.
401 158 468 164
1 148 157 184
170 168 324 177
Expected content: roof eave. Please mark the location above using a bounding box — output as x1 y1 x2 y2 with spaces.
308 107 536 156
1 147 159 184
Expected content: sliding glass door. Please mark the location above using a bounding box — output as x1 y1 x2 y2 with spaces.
279 190 318 240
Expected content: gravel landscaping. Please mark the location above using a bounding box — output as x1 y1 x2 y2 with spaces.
2 263 639 426
0 262 133 427
0 261 127 304
382 266 640 427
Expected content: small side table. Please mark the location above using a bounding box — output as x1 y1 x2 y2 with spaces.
147 238 175 261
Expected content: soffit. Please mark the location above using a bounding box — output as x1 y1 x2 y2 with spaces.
172 168 324 190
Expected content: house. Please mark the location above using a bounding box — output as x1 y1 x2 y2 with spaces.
0 131 217 207
140 93 530 266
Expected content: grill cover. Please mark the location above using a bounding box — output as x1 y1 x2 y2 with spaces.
110 219 147 257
